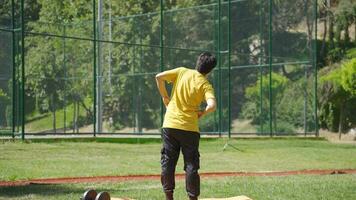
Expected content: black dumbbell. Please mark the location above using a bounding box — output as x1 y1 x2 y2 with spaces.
95 191 111 200
81 189 97 200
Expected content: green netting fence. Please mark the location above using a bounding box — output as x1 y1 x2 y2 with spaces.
0 0 318 138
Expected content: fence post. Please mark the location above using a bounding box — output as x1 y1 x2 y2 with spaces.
93 0 97 137
218 0 222 136
20 0 25 140
11 0 16 138
268 0 273 137
228 0 231 138
160 0 164 129
314 0 319 137
259 0 264 135
63 25 67 134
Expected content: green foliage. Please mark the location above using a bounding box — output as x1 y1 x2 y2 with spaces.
1 0 319 134
334 0 356 45
0 89 10 127
0 0 40 27
23 0 98 132
327 47 345 63
242 72 289 126
273 121 297 135
257 121 296 135
308 0 356 133
0 89 8 101
319 57 356 132
25 100 90 132
245 72 289 98
241 68 319 134
277 77 316 132
340 59 356 96
318 0 356 66
199 111 217 132
5 105 12 127
199 109 229 133
346 48 356 59
321 58 356 96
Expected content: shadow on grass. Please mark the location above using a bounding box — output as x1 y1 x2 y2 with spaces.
0 184 84 198
0 183 163 199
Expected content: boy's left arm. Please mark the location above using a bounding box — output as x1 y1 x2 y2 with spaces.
198 82 216 118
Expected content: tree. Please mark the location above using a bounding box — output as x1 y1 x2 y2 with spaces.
5 0 322 134
334 0 355 47
321 0 356 64
25 0 94 133
242 72 289 133
339 58 356 95
26 37 66 133
0 0 40 28
320 57 356 137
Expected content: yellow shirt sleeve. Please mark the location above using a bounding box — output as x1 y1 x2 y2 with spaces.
163 67 183 83
203 82 215 101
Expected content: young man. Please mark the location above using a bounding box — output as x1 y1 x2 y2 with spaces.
155 52 217 200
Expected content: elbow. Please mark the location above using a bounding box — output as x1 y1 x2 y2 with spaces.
155 74 163 81
208 99 217 112
211 103 217 112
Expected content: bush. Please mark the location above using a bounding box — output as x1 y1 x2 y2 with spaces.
257 121 296 135
5 106 12 127
199 109 229 133
199 112 216 132
346 48 356 59
327 47 344 63
0 89 10 127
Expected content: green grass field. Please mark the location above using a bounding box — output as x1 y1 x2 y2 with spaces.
25 102 89 133
0 138 355 199
0 175 355 200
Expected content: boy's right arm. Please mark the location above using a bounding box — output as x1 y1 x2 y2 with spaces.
155 72 171 107
155 68 181 107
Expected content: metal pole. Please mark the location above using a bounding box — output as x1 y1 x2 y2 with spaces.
108 2 113 95
11 0 15 138
133 46 136 132
138 22 143 133
304 65 307 136
160 0 164 126
16 39 20 134
21 0 25 140
228 0 231 138
218 0 222 136
259 0 264 134
97 0 103 134
93 0 97 137
169 13 173 67
213 5 218 132
268 0 273 136
314 0 319 137
63 25 67 134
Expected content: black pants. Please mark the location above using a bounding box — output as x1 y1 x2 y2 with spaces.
161 128 200 198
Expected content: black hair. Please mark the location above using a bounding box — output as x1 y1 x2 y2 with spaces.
195 52 217 75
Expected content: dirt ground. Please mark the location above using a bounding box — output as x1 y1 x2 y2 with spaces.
1 169 356 187
319 129 356 144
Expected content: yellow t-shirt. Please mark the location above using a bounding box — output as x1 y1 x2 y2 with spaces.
162 67 215 133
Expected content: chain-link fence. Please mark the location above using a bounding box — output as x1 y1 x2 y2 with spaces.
0 0 317 138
